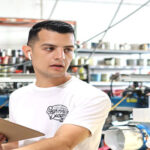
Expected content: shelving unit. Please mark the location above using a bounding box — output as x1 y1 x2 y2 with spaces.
0 49 150 85
0 73 35 83
0 17 77 39
0 64 88 83
75 48 150 87
0 17 76 27
90 81 130 87
89 66 150 70
76 49 150 54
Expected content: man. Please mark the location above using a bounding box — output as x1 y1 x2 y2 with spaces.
1 20 111 150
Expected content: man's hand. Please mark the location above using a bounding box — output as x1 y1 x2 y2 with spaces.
0 134 18 150
0 134 7 150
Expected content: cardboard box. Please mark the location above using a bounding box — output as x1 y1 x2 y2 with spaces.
0 118 45 143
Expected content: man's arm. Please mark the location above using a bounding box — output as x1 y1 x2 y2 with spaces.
14 124 90 150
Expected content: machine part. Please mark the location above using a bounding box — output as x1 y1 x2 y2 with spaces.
148 96 150 108
104 126 143 150
0 95 9 107
136 124 150 150
111 95 148 109
0 107 8 118
111 95 128 111
111 84 150 109
0 100 8 109
119 74 150 82
146 137 150 148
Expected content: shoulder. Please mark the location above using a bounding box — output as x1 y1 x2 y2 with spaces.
69 77 111 106
69 76 108 97
10 83 34 99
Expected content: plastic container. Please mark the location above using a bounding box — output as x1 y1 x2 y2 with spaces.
90 73 101 81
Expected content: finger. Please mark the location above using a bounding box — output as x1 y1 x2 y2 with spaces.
0 135 5 141
0 134 3 140
0 137 7 144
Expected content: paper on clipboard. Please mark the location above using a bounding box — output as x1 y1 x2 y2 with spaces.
0 118 45 143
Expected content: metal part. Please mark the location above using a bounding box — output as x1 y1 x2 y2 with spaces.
119 74 150 82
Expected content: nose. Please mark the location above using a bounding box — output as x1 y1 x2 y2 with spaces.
54 48 65 60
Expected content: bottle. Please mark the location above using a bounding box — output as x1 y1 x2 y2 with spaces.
9 49 16 64
17 49 25 63
3 49 10 65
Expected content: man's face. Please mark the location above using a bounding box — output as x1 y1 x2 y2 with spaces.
31 29 75 78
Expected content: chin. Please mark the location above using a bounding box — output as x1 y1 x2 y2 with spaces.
50 73 67 78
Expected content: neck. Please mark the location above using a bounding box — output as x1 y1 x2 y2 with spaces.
35 73 71 88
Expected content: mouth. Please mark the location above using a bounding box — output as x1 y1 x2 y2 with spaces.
50 64 64 67
50 64 65 70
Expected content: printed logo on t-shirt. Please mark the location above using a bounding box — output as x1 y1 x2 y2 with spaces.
46 105 69 122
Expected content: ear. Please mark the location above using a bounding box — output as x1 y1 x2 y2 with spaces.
22 45 32 60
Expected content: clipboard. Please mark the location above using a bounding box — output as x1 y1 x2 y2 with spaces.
0 118 45 143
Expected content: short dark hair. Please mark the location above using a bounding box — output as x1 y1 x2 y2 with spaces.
27 20 75 46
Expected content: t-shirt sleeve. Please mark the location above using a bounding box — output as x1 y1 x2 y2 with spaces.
63 92 111 135
9 93 16 122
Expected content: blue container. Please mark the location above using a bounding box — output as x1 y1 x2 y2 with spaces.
90 74 101 81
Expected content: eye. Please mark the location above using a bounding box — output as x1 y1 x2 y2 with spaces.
45 47 55 51
64 48 73 53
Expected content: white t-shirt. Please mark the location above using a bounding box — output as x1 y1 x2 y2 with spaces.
9 76 111 150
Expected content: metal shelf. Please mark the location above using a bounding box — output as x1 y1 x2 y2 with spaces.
113 107 133 112
89 66 150 70
0 78 35 83
0 73 35 83
76 49 150 54
119 74 150 82
0 17 76 27
90 81 129 87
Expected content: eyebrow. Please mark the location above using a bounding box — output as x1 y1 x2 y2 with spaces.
41 43 74 48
